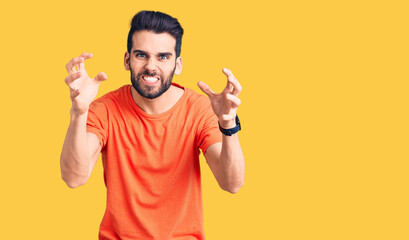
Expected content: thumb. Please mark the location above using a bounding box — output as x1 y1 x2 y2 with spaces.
94 72 108 82
197 81 215 97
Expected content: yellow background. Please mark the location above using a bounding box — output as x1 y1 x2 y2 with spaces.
0 0 408 239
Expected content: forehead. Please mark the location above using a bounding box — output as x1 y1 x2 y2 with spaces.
131 30 176 54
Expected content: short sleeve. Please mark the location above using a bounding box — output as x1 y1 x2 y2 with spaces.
196 97 222 154
86 100 109 148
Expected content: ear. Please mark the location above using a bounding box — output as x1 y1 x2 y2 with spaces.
124 52 130 71
174 57 183 75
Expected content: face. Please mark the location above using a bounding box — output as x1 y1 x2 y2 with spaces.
125 30 182 99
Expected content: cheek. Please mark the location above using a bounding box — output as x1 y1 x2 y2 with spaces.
130 63 144 73
161 62 176 72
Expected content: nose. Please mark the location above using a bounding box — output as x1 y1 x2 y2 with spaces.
144 57 158 73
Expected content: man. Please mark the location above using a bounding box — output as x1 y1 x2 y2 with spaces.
61 11 245 239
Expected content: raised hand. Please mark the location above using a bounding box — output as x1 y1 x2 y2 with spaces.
65 53 107 114
197 68 242 129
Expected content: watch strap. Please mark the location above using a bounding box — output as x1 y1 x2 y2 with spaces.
218 115 241 136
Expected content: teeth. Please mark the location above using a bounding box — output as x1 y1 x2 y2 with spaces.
143 76 159 83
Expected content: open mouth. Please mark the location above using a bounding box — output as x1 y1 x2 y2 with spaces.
141 75 160 85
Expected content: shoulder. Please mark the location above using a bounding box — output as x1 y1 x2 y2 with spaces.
176 85 214 122
94 85 130 104
181 85 211 109
89 85 130 113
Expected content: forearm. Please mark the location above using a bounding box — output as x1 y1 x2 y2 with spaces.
60 110 92 188
199 67 245 193
218 133 245 193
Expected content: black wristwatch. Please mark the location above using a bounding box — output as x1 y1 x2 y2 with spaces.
218 115 241 136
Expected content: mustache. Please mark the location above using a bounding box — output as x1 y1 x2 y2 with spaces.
138 70 157 77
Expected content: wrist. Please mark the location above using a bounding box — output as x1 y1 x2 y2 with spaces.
218 115 241 136
219 119 236 129
69 109 88 127
70 107 89 118
70 101 90 116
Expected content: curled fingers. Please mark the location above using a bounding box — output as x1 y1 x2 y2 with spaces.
65 72 81 86
66 57 84 74
197 81 216 98
225 93 241 107
65 53 93 74
78 52 93 72
223 68 242 96
70 89 80 99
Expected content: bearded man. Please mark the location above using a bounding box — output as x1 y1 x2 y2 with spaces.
61 10 245 240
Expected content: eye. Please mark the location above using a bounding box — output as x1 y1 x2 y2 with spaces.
159 55 169 60
136 53 146 58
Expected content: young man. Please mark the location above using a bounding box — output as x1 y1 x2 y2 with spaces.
61 11 245 239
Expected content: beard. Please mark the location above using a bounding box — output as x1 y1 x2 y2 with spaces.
131 66 176 99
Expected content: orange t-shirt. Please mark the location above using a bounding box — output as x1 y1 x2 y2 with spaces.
86 83 222 240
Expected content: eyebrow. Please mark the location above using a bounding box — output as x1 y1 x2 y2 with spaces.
132 49 173 57
132 49 146 54
158 52 173 57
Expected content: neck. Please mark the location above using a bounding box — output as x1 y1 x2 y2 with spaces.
130 84 184 115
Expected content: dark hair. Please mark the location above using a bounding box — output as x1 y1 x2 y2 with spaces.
127 11 184 57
